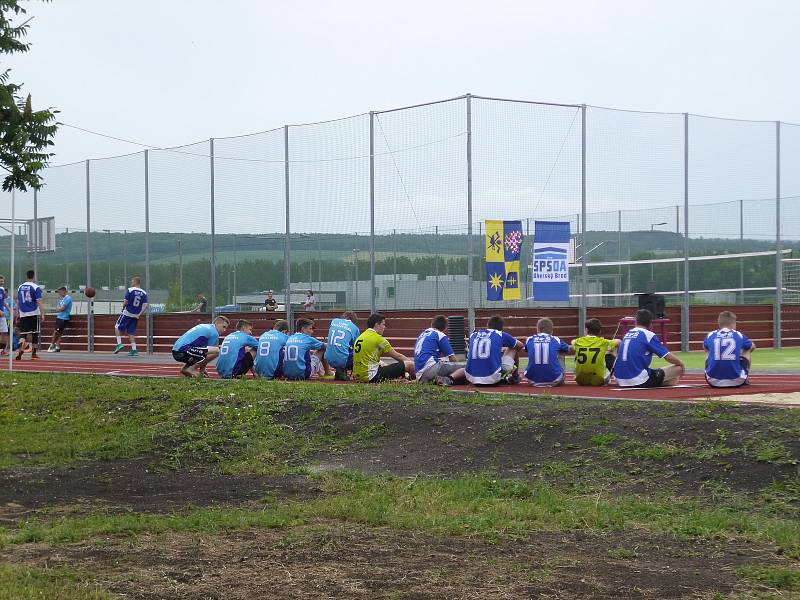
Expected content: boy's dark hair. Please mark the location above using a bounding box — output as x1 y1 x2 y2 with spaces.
236 319 253 330
26 270 34 279
296 318 314 331
273 319 289 332
585 318 602 336
342 310 358 324
366 313 385 329
536 317 554 334
636 309 653 327
487 315 504 331
431 314 448 332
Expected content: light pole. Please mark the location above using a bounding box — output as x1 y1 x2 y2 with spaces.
123 229 127 286
649 222 667 283
177 237 183 311
353 248 359 309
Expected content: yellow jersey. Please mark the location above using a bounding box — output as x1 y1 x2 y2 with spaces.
572 336 611 386
353 328 393 382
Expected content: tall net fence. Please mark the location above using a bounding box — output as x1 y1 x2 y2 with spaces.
1 95 798 347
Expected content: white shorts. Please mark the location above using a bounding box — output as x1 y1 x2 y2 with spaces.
501 355 516 373
0 318 7 334
310 354 324 376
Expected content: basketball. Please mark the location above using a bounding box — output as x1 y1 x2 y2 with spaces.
84 287 96 298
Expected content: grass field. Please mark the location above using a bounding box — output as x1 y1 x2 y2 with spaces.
1 372 799 598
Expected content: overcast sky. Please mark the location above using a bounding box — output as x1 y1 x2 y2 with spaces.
11 0 800 165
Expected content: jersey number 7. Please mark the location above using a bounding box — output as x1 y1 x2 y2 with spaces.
576 347 600 364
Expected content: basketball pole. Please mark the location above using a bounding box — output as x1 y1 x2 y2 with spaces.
9 190 15 372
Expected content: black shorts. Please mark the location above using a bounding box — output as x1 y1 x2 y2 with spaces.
172 347 208 367
18 315 40 336
369 360 406 383
55 319 69 334
232 351 254 377
630 368 666 389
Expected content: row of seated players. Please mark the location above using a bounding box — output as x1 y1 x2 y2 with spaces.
171 308 754 389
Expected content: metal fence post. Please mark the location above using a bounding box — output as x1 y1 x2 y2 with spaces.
617 210 623 300
369 111 376 313
579 104 587 335
682 113 690 353
8 190 14 372
434 225 439 309
32 188 38 277
393 228 397 310
85 159 93 352
210 138 217 319
739 199 744 304
144 150 153 355
675 204 680 298
466 94 475 334
774 121 782 349
284 125 292 326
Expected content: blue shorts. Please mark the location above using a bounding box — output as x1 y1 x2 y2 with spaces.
116 314 139 335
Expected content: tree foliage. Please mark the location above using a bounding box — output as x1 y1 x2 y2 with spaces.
0 0 57 192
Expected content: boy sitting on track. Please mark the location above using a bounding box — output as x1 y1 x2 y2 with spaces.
172 315 230 377
524 317 571 387
414 314 466 386
703 310 755 388
571 318 620 386
324 310 360 381
254 319 290 379
283 318 330 380
216 319 259 379
465 315 523 386
613 309 684 388
352 313 415 383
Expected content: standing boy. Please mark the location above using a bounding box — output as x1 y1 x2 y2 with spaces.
254 319 290 379
614 309 684 388
172 315 230 377
353 313 415 383
704 310 755 387
0 274 10 355
48 286 73 352
283 318 329 380
414 314 466 386
114 276 149 357
524 317 571 386
571 318 620 386
216 319 259 379
465 315 523 385
324 310 360 380
16 270 44 360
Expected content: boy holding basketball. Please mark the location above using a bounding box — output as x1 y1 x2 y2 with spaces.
114 277 148 357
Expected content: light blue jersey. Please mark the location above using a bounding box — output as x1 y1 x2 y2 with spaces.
216 330 259 379
465 329 518 385
414 328 455 378
173 324 220 352
524 333 570 384
283 332 324 380
704 328 752 387
255 330 289 379
613 327 669 386
56 295 73 321
324 318 360 369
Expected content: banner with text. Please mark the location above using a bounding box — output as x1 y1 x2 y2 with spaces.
485 219 523 301
531 221 570 301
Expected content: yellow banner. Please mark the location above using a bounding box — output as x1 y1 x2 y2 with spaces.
485 220 504 263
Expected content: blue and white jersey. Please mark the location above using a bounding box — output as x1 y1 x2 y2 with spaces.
0 287 7 314
465 329 518 385
216 330 259 378
324 318 359 369
282 332 324 380
172 324 220 352
255 330 289 378
56 295 73 321
17 282 42 317
704 328 752 387
613 327 670 386
524 333 570 384
414 328 455 378
122 287 148 318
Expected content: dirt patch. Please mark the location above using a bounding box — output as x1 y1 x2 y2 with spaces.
292 399 800 496
1 522 785 599
0 456 317 525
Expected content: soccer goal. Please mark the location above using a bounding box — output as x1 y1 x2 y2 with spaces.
784 259 800 304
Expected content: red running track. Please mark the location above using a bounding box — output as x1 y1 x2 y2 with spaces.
3 356 800 405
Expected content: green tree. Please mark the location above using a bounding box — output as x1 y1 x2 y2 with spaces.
0 0 57 191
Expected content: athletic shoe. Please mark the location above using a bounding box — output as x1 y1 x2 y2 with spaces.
14 350 23 360
47 344 56 353
128 349 139 357
30 354 40 361
434 375 454 387
113 343 124 354
334 368 350 381
55 346 61 352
